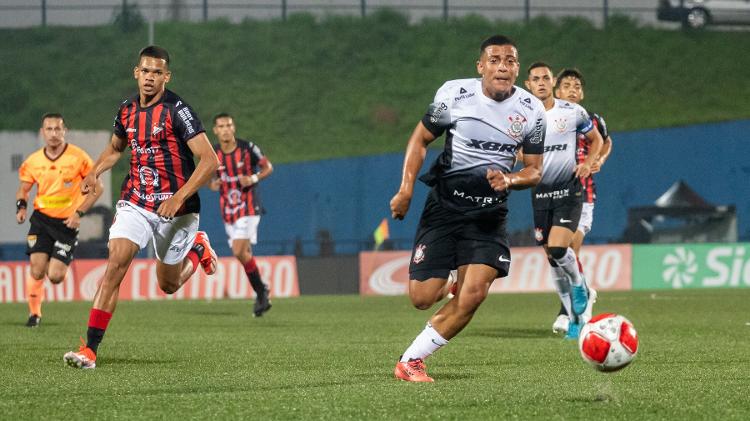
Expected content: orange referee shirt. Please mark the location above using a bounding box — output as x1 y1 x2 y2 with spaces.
18 144 94 219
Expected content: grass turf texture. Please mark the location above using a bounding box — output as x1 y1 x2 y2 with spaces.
1 289 748 419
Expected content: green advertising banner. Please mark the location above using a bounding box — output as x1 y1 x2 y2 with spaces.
632 243 750 290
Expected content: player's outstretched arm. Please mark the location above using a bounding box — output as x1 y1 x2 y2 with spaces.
390 121 436 220
256 159 273 182
65 177 104 229
576 128 603 178
592 135 613 173
157 133 219 218
82 135 127 195
15 181 33 224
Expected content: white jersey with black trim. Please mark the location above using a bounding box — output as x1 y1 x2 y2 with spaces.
420 78 547 216
532 98 593 208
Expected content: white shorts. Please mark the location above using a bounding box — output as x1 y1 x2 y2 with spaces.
577 202 595 235
224 215 261 247
109 200 199 265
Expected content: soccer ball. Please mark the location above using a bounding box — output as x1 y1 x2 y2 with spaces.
578 313 639 372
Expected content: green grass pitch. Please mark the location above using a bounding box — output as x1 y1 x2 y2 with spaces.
1 289 748 419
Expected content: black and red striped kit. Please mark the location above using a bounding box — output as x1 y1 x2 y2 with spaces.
576 111 609 204
214 139 267 224
113 90 206 215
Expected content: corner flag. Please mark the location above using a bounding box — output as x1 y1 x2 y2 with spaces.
373 218 390 250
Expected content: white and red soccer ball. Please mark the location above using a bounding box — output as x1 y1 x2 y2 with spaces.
578 313 639 372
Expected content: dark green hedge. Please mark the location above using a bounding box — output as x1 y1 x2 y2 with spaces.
2 11 749 166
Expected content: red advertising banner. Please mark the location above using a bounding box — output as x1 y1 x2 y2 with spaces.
0 256 298 303
359 245 632 295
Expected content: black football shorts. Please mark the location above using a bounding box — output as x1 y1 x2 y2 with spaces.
532 199 582 246
408 193 511 281
26 211 79 265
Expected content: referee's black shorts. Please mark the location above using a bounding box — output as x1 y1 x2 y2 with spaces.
408 193 511 281
26 211 79 265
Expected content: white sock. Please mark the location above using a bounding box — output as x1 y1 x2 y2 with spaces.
550 265 566 282
553 277 572 316
553 248 583 287
400 322 449 362
550 265 571 315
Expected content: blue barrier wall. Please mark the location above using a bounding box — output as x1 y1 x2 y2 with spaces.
197 119 750 257
3 120 745 260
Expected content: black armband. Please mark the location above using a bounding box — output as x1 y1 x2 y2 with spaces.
16 199 27 212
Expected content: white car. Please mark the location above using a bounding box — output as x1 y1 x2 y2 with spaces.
657 0 750 29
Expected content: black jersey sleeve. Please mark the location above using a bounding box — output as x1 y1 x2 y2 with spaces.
113 105 127 139
173 102 206 142
591 112 609 139
522 107 546 155
248 142 265 170
420 81 457 138
421 101 450 138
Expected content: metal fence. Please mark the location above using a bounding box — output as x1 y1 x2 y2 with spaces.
0 1 663 29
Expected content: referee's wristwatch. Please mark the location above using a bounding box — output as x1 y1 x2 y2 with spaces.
76 210 85 218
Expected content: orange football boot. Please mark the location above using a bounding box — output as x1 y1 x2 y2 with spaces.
394 358 434 382
63 338 97 370
194 231 218 275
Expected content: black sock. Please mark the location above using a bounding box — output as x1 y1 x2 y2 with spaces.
558 303 568 317
87 327 106 354
246 270 266 297
191 243 205 256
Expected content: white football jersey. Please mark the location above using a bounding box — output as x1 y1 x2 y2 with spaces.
532 99 593 208
420 78 547 215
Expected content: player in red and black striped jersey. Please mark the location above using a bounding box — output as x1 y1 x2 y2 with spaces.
550 68 613 334
64 46 220 370
208 113 274 317
114 89 204 214
576 113 610 205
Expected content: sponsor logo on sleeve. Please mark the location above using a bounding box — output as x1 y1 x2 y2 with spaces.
429 102 448 124
177 108 195 135
529 118 544 144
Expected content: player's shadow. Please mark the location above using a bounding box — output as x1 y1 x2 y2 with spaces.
0 321 62 327
428 372 475 380
568 394 615 403
463 327 549 339
179 310 237 317
103 357 179 365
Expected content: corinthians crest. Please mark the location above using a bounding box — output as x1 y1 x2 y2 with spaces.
507 114 527 139
554 118 568 133
413 244 427 264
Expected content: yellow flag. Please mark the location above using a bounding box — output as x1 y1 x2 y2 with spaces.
373 218 390 250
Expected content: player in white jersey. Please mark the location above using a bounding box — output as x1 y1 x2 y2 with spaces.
390 35 546 382
551 68 613 334
524 62 603 339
